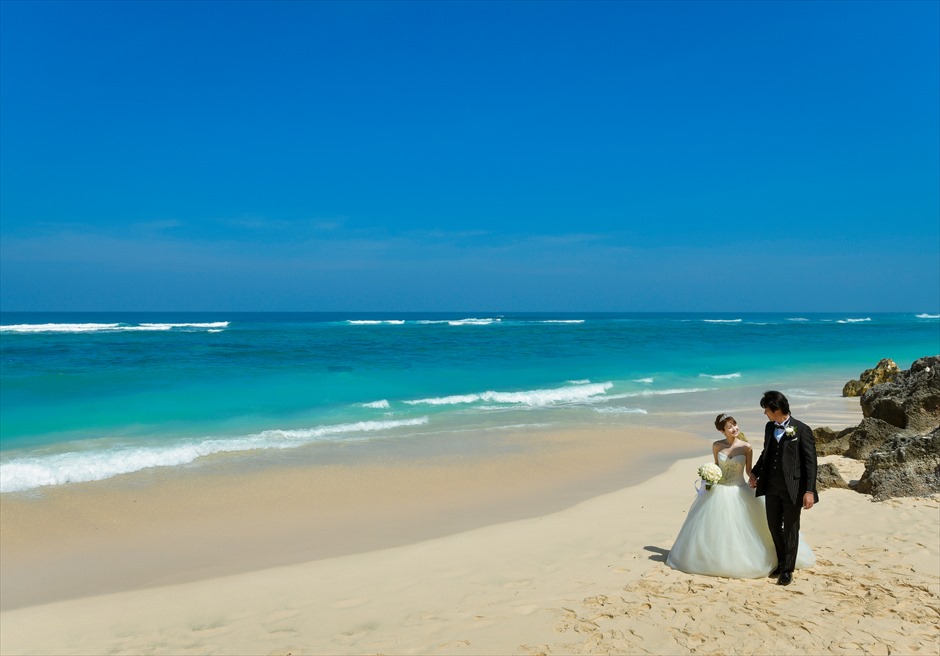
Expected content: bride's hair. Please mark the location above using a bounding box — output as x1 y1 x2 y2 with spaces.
715 413 736 431
715 413 749 442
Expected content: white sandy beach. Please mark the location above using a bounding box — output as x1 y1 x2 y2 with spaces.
1 425 938 655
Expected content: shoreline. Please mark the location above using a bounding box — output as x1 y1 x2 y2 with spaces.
1 450 936 655
1 424 704 612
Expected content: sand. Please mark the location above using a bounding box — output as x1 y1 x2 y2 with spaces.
1 425 938 655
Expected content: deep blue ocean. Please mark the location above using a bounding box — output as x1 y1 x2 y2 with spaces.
2 312 938 493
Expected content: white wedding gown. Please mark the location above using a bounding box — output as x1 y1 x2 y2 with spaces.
666 452 815 578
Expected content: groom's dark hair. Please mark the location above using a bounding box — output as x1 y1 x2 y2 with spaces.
760 390 790 415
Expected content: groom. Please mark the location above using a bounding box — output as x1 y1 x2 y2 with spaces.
749 390 818 586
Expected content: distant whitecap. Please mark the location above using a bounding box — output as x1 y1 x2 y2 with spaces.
345 320 405 325
447 317 501 326
0 321 228 333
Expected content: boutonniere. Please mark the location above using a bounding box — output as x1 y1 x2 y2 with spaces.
785 426 798 440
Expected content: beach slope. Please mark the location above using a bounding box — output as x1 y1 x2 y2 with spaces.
1 444 937 655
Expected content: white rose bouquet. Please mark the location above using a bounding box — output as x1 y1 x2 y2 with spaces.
698 462 723 491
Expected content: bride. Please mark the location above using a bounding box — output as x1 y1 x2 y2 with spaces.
666 413 815 578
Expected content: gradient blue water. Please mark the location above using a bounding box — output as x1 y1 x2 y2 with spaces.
2 312 937 492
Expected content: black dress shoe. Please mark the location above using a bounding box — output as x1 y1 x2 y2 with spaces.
769 565 782 577
777 571 793 586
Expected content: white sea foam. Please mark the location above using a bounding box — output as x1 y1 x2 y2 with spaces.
837 317 871 324
699 372 742 380
404 382 613 407
345 320 405 325
540 319 585 324
916 313 940 319
0 417 429 493
133 322 229 331
0 322 229 333
566 379 592 385
608 387 712 399
702 319 742 323
0 323 122 333
447 317 502 326
632 377 654 384
361 399 391 409
787 318 811 322
593 407 648 414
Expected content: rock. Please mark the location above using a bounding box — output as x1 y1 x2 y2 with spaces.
860 355 940 431
844 417 900 460
821 356 940 500
854 426 940 500
843 358 900 397
814 426 855 457
816 462 849 491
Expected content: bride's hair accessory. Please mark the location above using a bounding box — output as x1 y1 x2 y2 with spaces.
714 413 736 431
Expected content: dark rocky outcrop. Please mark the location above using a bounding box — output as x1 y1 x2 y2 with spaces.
842 358 899 397
816 462 849 491
854 427 940 500
844 417 899 461
860 356 940 432
813 426 855 457
818 356 940 500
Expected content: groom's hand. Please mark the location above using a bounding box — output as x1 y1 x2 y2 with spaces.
803 492 815 510
748 475 757 488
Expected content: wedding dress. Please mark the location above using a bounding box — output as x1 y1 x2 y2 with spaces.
666 452 815 578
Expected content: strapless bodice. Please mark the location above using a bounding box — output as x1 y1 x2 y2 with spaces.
717 452 746 486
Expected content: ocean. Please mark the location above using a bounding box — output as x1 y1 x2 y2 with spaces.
1 312 938 494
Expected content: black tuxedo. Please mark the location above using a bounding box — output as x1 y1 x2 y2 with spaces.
752 416 818 574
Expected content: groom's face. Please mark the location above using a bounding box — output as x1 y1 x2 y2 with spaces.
764 407 787 423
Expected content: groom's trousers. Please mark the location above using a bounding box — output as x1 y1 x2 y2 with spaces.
765 474 802 573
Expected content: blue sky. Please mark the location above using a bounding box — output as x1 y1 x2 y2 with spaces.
1 0 937 312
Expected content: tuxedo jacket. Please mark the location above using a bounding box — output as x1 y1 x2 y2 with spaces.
752 416 819 505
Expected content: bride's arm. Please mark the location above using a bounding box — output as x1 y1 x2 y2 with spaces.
745 444 757 487
712 441 721 465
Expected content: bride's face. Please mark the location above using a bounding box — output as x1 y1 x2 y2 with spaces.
722 422 739 439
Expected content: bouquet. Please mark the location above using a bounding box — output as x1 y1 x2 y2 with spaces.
698 462 723 491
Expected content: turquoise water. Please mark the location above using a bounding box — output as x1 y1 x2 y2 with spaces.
1 312 937 493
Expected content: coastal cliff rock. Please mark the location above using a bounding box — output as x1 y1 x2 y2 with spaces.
854 427 940 500
860 356 940 432
817 356 940 499
842 358 899 397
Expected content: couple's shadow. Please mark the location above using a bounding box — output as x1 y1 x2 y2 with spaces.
644 546 669 563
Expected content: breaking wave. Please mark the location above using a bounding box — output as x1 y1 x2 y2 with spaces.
0 417 429 493
404 382 613 407
0 322 229 334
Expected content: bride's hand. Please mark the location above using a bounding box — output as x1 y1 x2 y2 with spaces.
748 474 757 488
